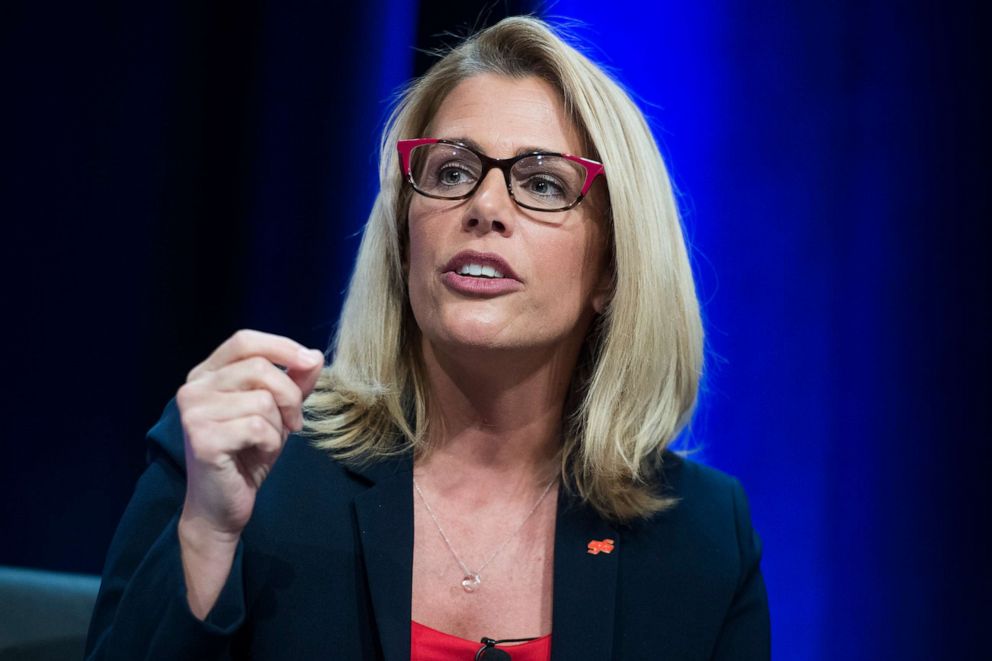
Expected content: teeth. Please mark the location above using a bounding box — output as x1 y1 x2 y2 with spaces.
457 263 504 278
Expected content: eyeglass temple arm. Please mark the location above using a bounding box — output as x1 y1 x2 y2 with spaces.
560 154 605 196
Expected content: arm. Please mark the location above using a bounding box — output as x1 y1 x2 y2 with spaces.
86 331 323 659
709 479 771 660
84 403 247 660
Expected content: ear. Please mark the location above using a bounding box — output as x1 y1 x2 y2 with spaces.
591 268 614 315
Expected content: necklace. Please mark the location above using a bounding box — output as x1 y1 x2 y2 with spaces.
413 475 557 593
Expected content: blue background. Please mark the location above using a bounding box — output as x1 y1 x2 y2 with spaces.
544 2 990 658
2 1 988 658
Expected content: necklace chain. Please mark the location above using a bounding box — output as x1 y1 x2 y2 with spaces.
413 475 556 593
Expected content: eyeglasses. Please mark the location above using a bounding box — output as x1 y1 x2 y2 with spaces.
397 138 605 212
474 635 537 660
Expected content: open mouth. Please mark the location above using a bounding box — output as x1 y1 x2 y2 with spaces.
456 263 505 279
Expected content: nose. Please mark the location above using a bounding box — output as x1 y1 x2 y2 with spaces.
462 168 514 235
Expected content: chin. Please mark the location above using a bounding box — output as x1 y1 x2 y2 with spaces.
431 314 517 351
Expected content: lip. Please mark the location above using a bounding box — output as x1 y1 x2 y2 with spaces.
440 250 524 297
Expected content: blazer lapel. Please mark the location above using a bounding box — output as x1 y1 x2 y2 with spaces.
349 457 620 660
550 491 620 660
351 456 414 661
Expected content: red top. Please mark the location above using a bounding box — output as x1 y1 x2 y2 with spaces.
411 620 552 661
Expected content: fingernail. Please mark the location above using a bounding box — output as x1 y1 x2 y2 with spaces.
297 348 322 367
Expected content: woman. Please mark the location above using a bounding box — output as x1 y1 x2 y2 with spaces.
86 16 770 660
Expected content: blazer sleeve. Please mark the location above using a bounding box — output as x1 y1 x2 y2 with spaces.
709 479 771 660
84 401 248 660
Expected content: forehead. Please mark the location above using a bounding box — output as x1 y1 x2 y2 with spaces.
426 73 583 157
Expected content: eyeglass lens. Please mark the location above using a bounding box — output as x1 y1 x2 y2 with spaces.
408 142 586 211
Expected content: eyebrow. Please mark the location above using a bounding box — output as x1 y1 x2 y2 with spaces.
442 136 561 156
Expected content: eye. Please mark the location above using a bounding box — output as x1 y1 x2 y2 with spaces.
522 174 566 198
432 159 478 188
409 143 482 197
438 163 474 185
512 155 583 204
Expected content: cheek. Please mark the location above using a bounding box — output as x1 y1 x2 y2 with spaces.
532 223 607 306
406 200 433 279
406 224 433 309
406 226 428 277
405 203 451 333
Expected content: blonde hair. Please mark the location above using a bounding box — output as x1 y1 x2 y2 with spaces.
303 16 703 522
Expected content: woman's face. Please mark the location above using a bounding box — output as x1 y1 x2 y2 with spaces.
406 73 610 357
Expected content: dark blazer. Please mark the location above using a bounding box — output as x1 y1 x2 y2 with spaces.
85 400 770 660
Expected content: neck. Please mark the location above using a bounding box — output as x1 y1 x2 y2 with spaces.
415 337 584 490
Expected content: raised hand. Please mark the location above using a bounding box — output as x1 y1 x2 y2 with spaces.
174 329 324 618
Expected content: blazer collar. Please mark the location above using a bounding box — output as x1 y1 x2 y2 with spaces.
350 453 414 661
348 456 620 661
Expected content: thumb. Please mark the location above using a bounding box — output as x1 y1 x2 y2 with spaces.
286 348 325 399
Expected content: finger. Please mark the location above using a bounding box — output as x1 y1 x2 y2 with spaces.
236 444 281 489
189 389 284 439
213 415 285 457
204 357 305 430
188 330 323 381
285 350 325 401
184 413 285 467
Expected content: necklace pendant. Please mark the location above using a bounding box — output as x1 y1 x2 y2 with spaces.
461 573 481 592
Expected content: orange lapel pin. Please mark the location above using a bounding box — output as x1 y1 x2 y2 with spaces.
587 538 615 555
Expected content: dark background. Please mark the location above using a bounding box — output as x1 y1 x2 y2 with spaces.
2 1 988 659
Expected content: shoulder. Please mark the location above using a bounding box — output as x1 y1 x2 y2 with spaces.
609 452 763 638
656 450 749 520
620 451 758 583
654 451 757 548
608 456 769 655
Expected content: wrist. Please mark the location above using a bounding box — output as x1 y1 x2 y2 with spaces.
178 509 242 555
178 509 240 621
